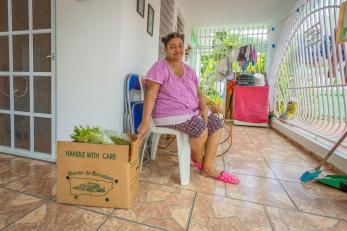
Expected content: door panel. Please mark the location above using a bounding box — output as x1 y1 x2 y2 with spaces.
33 33 51 72
34 76 51 114
12 0 29 31
0 113 10 147
0 0 8 32
0 76 10 110
14 115 30 150
13 76 30 112
33 0 51 29
0 0 55 160
13 35 29 72
0 36 9 71
34 117 51 153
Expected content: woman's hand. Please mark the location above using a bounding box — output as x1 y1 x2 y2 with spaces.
200 108 208 124
137 122 149 139
197 87 209 125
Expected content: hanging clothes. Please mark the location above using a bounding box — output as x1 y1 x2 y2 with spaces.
216 57 232 80
237 44 257 71
229 50 239 63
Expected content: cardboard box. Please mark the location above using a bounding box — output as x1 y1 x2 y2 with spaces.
56 136 140 209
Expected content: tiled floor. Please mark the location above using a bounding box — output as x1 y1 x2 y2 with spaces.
1 126 347 231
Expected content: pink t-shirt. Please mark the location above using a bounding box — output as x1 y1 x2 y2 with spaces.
144 58 200 126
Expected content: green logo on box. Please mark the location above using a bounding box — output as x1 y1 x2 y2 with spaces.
69 177 113 197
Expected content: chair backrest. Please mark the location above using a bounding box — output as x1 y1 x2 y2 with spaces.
127 74 142 91
131 102 144 133
124 74 145 133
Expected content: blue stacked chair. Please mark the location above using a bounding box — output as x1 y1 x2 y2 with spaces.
123 74 144 134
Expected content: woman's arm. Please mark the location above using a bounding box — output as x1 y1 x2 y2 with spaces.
137 80 160 138
197 87 209 124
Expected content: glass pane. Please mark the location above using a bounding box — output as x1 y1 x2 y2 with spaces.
14 76 30 112
33 0 51 29
33 33 51 72
14 115 30 150
0 76 10 109
34 117 51 153
12 0 28 31
34 77 51 113
0 0 8 32
13 35 29 72
0 36 9 71
0 113 10 147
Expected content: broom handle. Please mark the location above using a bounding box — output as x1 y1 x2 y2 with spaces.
315 130 347 171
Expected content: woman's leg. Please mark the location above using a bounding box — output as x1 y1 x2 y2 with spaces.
190 129 208 163
159 115 207 164
202 128 222 177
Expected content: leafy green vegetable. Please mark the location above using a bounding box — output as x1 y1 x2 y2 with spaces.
110 136 130 145
105 130 131 145
71 125 114 144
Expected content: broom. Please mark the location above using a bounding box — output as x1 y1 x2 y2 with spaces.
300 130 347 182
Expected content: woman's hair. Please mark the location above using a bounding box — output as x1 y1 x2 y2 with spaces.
161 32 185 47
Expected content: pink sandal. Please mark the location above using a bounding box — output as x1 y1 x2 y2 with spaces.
191 155 203 170
214 171 239 184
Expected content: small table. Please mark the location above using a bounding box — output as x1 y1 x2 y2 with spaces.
232 85 270 127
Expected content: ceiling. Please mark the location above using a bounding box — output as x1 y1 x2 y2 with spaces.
182 0 299 27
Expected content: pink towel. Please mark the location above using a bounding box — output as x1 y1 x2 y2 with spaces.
232 85 269 123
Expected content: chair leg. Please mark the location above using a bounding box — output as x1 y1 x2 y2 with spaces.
150 133 161 160
177 134 191 185
139 133 150 172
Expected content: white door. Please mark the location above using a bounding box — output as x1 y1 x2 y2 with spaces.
0 0 56 161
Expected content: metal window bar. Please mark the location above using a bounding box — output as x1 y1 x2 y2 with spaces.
276 0 347 146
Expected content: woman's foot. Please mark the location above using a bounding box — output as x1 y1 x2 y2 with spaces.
202 169 239 184
191 155 203 170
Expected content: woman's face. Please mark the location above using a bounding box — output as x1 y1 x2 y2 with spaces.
165 37 184 61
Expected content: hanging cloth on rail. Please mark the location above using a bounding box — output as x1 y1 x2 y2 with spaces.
237 44 257 71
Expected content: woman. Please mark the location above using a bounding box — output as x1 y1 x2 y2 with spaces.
137 32 239 184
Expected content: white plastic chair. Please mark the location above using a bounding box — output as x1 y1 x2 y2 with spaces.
139 118 191 186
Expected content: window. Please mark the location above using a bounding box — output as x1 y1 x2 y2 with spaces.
176 12 184 34
158 0 175 59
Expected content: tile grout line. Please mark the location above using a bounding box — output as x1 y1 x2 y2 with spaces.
259 148 301 212
0 201 47 230
232 131 302 212
0 182 169 231
110 214 168 231
300 211 347 222
149 175 297 212
139 179 228 199
225 194 297 211
186 191 197 231
0 185 116 219
0 184 53 201
139 176 309 223
95 215 111 231
0 174 28 186
262 157 301 212
228 171 278 180
277 180 300 212
263 206 275 231
69 205 114 217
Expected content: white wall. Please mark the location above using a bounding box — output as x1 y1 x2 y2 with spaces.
175 0 192 47
119 0 160 77
117 0 160 131
56 0 122 140
56 0 161 140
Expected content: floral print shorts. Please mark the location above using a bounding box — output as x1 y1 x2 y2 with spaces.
159 114 223 138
